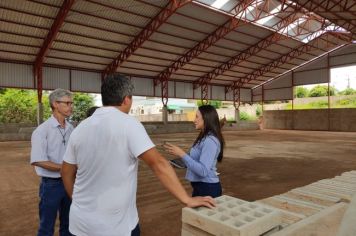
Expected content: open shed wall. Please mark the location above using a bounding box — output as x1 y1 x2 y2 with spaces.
253 44 356 102
0 61 252 101
1 44 355 102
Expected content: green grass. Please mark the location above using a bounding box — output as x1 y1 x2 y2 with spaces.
285 97 356 110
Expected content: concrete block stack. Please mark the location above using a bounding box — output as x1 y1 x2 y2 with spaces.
181 171 356 236
182 195 282 236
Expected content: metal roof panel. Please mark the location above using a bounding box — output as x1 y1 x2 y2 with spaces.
61 22 133 45
0 20 48 38
128 55 172 67
0 32 42 46
46 50 111 65
51 41 117 59
0 51 35 62
167 13 217 34
177 3 229 26
45 57 104 71
141 41 186 55
56 32 124 52
117 67 158 77
72 0 154 27
158 23 208 42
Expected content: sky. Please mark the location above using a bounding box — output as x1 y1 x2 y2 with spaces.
330 65 356 90
94 65 356 106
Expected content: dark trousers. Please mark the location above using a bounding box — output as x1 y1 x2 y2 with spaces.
191 182 222 198
131 223 140 236
37 177 73 236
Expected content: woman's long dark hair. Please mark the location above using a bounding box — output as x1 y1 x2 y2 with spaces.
193 105 225 162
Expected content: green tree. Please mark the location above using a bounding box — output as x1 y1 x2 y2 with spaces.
71 93 95 122
239 111 251 121
0 89 95 124
255 104 262 117
309 85 336 97
295 86 309 98
0 88 6 94
339 88 356 95
0 89 50 123
196 100 222 109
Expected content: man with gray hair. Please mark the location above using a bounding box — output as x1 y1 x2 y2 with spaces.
31 88 74 236
61 74 215 236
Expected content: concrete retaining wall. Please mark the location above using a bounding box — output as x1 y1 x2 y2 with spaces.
263 108 356 131
0 123 36 141
223 121 260 131
0 122 197 141
0 120 259 141
143 122 197 134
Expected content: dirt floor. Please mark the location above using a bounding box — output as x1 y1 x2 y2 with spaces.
1 129 356 236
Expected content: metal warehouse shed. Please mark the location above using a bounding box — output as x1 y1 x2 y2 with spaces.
0 0 355 123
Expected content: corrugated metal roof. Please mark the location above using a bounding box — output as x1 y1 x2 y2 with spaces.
0 0 353 98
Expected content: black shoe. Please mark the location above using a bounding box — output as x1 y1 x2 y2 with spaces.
169 158 187 169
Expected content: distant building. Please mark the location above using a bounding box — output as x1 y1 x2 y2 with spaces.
130 98 197 116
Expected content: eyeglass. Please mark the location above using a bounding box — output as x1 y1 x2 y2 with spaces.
56 101 74 106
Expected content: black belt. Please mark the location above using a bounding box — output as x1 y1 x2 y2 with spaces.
42 177 62 181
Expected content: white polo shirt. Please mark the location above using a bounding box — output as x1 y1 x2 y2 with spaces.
63 107 155 236
30 115 74 178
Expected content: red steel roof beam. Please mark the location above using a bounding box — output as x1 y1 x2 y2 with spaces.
33 0 75 104
102 0 191 79
34 0 75 69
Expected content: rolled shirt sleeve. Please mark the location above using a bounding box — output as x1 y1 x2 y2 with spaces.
30 128 48 164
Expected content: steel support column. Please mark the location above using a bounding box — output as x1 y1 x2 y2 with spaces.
33 0 75 124
201 82 209 104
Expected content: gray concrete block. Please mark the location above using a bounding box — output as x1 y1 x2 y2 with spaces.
273 195 326 211
290 189 341 203
182 195 282 236
270 203 347 236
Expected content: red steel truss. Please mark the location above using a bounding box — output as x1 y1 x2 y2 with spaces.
157 0 318 102
195 2 329 101
33 0 75 103
102 0 191 79
226 31 352 92
290 0 356 37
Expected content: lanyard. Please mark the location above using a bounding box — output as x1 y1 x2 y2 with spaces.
57 126 66 146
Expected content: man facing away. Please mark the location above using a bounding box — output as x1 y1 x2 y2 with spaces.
30 88 74 236
61 74 215 236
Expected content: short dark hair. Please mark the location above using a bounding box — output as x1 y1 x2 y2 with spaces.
101 74 134 106
86 106 99 117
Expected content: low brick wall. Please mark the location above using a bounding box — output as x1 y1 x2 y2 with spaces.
0 122 197 141
263 108 356 131
0 119 260 141
0 123 36 141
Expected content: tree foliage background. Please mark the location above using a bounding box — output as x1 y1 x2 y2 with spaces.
0 89 94 124
196 100 222 109
309 85 336 97
71 92 95 122
295 87 309 98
